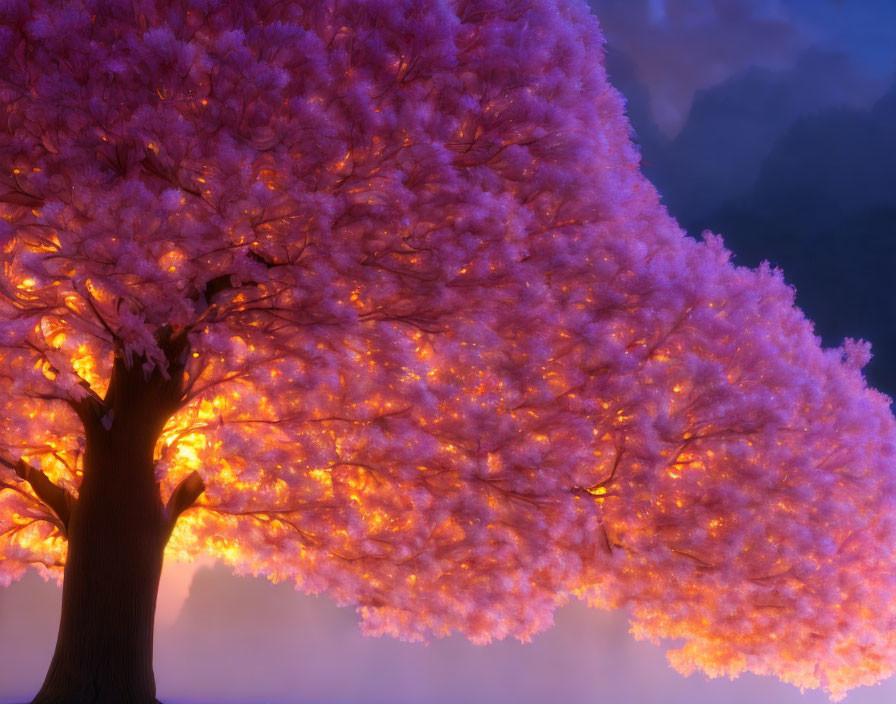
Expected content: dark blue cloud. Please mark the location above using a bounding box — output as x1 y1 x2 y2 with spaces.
590 0 895 134
785 0 896 76
643 48 879 221
590 0 811 133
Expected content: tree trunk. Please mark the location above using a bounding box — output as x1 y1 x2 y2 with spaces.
31 409 168 703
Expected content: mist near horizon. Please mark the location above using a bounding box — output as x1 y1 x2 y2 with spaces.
4 564 896 704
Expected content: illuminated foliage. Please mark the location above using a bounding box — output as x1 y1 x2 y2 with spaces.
0 0 894 699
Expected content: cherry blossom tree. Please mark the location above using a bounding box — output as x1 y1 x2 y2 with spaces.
1 0 895 702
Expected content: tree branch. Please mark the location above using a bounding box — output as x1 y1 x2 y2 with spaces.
0 455 73 536
164 471 205 537
23 340 106 430
189 248 280 316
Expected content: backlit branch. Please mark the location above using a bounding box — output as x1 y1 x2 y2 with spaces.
23 340 105 426
163 470 205 538
200 505 322 548
0 454 73 536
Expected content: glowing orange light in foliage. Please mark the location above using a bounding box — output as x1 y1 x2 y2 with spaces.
0 0 894 700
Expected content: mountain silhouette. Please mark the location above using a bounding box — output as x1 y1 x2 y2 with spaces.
708 83 896 395
648 48 881 224
604 41 896 396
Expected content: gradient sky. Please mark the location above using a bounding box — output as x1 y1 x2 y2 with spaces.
3 1 896 703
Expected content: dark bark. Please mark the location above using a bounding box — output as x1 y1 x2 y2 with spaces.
31 438 166 704
31 334 199 704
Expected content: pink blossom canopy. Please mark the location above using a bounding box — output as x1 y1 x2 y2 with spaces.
0 0 895 698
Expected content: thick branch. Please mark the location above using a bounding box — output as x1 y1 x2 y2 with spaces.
163 471 205 538
23 340 105 428
0 455 73 536
103 325 191 427
190 249 279 313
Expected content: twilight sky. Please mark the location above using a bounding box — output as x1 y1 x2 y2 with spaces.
2 1 896 703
